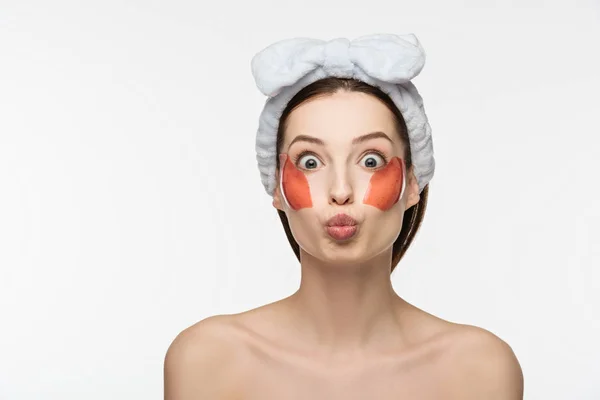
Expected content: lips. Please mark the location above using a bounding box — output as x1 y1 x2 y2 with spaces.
325 213 358 241
326 213 358 227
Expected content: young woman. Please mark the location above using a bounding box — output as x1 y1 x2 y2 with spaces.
164 34 524 399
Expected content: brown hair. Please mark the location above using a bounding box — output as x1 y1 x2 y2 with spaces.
275 77 429 274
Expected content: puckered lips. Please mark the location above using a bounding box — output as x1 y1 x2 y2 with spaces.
325 213 359 241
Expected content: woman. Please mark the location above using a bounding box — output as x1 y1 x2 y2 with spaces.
164 34 524 399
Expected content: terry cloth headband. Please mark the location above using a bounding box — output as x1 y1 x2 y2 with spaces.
250 33 435 197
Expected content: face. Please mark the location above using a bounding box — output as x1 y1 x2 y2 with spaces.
273 90 421 265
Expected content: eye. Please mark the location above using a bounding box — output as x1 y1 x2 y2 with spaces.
297 153 322 170
360 152 387 169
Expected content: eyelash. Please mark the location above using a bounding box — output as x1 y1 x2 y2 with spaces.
293 148 389 168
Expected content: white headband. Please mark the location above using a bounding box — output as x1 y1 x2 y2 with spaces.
250 33 435 196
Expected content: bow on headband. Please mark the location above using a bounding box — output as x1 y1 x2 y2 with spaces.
251 33 427 97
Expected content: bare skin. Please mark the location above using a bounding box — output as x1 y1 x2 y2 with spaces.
164 298 523 399
164 91 524 399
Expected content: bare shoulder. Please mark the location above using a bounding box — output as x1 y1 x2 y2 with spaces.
164 314 245 400
441 324 524 399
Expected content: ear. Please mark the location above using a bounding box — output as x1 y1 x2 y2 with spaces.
404 167 421 209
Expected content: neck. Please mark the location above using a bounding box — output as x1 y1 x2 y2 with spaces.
281 248 408 357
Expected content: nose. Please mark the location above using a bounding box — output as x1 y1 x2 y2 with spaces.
328 167 354 206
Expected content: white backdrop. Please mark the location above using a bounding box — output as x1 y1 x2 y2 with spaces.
1 1 598 399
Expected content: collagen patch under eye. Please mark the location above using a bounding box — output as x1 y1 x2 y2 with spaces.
362 157 405 211
280 153 313 210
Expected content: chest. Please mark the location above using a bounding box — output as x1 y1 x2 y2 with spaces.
228 352 459 400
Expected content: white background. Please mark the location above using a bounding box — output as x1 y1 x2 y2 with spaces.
1 1 599 399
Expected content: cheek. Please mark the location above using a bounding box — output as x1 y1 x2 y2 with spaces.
362 156 405 211
281 154 313 210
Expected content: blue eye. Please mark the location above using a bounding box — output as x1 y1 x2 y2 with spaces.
360 152 386 169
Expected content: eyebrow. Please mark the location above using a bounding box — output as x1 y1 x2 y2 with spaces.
288 131 393 148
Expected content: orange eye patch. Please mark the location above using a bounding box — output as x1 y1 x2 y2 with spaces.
280 153 313 210
363 156 404 211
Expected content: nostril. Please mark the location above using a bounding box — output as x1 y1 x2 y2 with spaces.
330 194 352 205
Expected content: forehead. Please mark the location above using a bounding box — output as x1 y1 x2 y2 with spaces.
283 91 399 146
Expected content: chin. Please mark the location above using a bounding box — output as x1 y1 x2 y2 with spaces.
299 232 387 266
